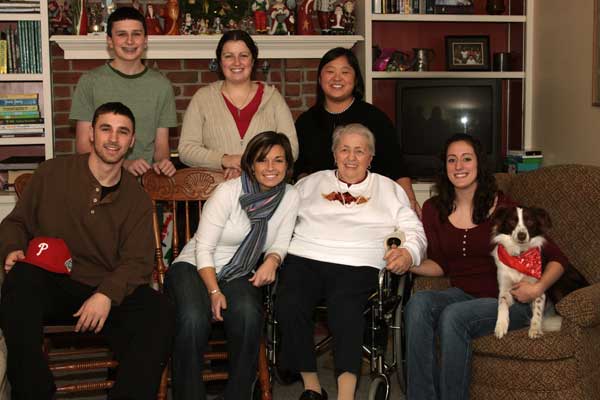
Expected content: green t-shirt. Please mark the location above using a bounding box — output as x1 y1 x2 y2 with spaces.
70 63 177 164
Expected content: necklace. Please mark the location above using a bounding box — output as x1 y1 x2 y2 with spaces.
325 97 355 115
223 84 254 117
326 170 371 207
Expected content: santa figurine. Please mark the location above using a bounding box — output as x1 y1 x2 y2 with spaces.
145 4 163 35
268 0 290 35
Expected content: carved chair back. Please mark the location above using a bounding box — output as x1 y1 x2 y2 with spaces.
142 167 224 289
14 173 33 198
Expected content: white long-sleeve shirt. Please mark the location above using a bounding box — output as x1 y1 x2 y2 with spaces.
173 178 300 273
288 170 427 270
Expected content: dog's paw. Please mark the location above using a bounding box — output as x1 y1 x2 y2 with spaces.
528 326 543 339
495 319 509 339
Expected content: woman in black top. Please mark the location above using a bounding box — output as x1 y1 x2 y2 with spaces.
294 47 420 214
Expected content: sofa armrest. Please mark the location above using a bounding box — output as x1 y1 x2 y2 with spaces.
412 276 451 293
555 282 600 328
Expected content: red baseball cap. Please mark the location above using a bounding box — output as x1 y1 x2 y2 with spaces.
22 237 73 275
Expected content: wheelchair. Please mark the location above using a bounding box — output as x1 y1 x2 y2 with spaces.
262 263 411 400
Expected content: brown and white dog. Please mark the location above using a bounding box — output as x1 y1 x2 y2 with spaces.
491 206 550 339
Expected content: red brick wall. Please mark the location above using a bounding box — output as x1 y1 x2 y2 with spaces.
50 43 319 156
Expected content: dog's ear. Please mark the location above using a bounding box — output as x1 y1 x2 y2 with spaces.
532 207 552 232
492 206 511 226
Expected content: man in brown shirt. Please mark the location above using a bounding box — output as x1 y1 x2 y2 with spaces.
0 102 174 400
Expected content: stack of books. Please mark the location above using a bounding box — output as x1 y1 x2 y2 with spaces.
0 0 41 13
373 0 435 14
506 150 543 173
0 20 42 74
0 93 44 136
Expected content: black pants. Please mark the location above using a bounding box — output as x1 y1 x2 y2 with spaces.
0 262 175 400
276 254 378 377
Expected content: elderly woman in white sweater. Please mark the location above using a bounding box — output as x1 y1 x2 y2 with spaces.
165 132 299 400
177 30 298 179
276 123 427 400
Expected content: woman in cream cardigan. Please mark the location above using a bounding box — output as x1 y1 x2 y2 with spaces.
178 30 298 179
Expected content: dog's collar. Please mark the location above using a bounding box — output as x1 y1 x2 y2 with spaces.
497 244 542 279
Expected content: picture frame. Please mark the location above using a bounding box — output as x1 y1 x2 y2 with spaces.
434 0 474 14
445 35 491 71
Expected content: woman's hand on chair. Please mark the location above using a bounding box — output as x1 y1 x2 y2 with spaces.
211 292 227 321
384 246 413 275
249 257 278 287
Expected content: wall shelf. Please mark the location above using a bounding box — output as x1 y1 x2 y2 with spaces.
51 34 364 60
0 136 48 145
371 14 526 22
0 13 41 21
1 73 44 81
372 71 525 79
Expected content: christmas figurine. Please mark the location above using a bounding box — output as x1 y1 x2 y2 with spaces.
163 0 180 35
342 0 355 34
329 3 344 34
252 0 269 34
316 0 334 34
296 0 315 35
180 12 195 34
268 0 290 35
145 3 164 35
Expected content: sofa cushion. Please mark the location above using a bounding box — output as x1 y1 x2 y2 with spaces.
473 327 575 360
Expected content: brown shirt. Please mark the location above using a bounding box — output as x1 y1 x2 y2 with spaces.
0 154 154 305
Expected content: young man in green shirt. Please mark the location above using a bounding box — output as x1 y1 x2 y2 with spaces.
70 7 177 177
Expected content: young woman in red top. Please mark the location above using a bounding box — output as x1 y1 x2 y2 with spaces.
403 134 569 400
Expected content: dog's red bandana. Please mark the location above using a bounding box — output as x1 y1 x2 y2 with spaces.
497 244 542 279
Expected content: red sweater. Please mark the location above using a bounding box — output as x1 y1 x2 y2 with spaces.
422 193 569 298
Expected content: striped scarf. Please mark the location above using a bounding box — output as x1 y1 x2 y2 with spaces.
217 171 286 282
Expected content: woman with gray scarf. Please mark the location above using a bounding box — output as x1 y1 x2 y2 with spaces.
165 132 299 400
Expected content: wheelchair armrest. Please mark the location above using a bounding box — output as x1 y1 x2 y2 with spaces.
412 276 451 293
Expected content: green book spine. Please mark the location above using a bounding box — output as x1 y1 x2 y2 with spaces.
34 21 41 73
24 21 31 73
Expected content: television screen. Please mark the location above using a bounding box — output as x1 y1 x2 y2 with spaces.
396 79 502 179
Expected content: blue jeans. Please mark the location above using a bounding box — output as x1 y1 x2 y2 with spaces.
404 287 532 400
164 262 263 400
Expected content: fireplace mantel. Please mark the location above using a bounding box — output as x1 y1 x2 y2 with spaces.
51 34 364 59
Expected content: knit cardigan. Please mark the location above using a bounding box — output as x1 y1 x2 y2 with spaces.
178 80 298 169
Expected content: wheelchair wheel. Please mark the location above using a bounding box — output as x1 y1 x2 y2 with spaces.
367 375 390 400
393 274 411 394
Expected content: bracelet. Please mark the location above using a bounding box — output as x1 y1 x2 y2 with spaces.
209 288 221 296
267 253 282 267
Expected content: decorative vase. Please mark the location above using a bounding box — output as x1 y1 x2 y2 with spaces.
486 0 505 15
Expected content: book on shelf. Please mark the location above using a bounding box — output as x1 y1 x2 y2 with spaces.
0 105 39 112
0 155 44 170
373 0 433 14
0 129 44 136
0 117 43 124
0 110 40 118
0 97 38 106
0 93 38 100
1 21 41 73
507 150 543 158
0 37 6 74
